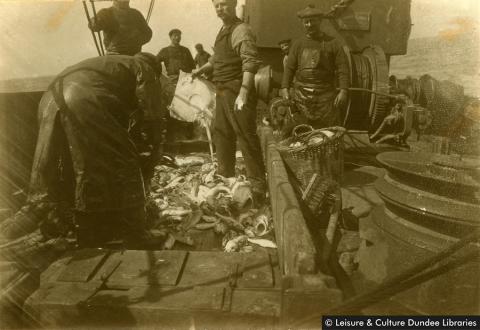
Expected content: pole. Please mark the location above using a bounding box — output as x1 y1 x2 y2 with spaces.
205 125 215 163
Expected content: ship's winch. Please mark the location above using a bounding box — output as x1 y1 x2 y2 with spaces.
375 151 480 235
356 151 480 314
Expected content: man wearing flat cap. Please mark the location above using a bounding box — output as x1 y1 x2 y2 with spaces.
156 29 196 141
157 29 195 81
280 4 349 128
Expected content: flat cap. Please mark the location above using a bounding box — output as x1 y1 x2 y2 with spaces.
278 39 291 45
169 28 182 36
297 4 324 19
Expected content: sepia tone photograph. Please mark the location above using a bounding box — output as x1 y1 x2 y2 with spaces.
0 0 478 329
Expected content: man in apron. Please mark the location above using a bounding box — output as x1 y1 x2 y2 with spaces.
280 5 349 129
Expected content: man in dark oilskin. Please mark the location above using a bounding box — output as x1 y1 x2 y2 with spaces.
280 4 349 129
192 0 266 205
157 29 196 141
20 53 162 248
88 0 152 56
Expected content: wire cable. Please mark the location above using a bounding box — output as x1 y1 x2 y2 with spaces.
290 229 480 327
146 0 155 23
90 0 105 56
82 1 102 56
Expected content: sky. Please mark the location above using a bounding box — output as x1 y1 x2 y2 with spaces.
0 0 479 80
410 0 479 39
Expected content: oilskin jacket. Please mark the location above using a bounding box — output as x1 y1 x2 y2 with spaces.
28 55 160 213
282 34 349 124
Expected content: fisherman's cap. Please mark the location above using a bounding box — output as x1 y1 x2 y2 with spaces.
297 4 324 19
169 28 182 37
278 39 291 45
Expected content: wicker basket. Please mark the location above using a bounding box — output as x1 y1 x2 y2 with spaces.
277 125 345 189
277 125 345 220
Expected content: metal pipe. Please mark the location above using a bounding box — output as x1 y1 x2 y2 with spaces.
340 87 403 100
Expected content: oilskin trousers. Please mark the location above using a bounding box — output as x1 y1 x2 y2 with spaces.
28 85 148 247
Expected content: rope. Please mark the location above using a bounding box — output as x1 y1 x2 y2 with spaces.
82 1 102 56
90 0 105 56
146 0 155 23
325 0 355 18
290 229 480 327
330 250 479 315
342 46 352 126
352 53 372 107
342 53 373 127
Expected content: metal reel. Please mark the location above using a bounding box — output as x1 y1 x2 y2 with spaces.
343 45 390 132
362 46 390 132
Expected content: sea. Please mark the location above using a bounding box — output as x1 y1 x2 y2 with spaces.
390 32 480 98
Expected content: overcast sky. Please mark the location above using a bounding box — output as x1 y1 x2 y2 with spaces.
0 0 478 79
411 0 479 38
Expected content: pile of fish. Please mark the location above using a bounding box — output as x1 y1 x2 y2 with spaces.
147 154 276 252
287 129 335 148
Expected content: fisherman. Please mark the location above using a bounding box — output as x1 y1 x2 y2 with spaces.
278 38 291 70
194 43 212 80
194 43 212 68
157 29 195 80
280 5 349 128
88 0 152 56
3 53 163 248
156 29 196 141
192 0 266 205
